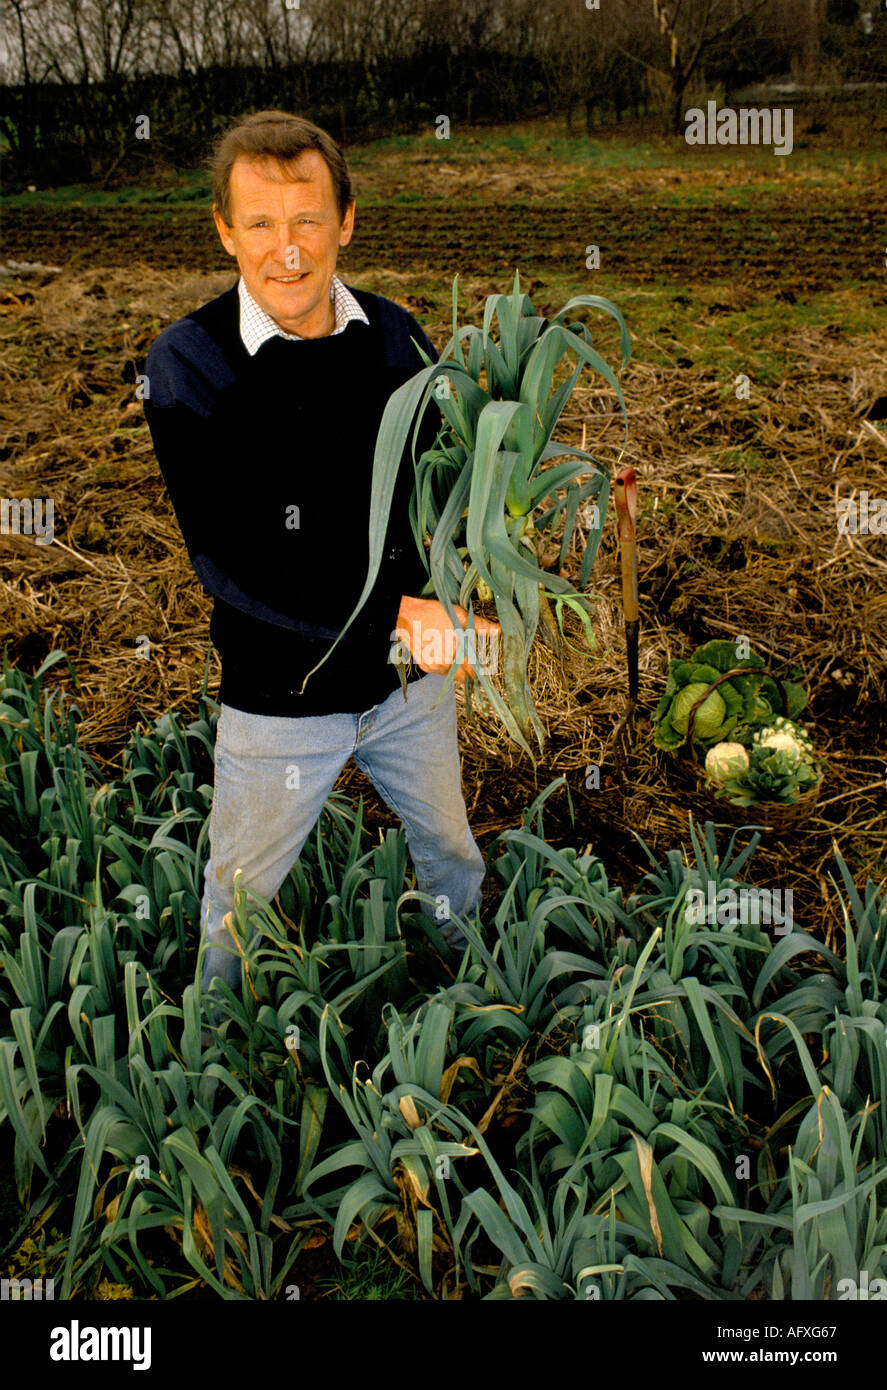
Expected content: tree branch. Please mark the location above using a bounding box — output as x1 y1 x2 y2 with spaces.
613 43 666 79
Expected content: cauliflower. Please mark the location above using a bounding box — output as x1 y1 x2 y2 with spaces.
757 732 799 757
704 741 750 785
752 717 815 762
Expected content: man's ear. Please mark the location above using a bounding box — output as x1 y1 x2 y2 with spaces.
338 199 356 248
213 206 236 257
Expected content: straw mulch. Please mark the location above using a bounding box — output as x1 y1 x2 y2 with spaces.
1 265 885 943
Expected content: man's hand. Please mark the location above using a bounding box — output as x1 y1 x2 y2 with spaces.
396 595 500 682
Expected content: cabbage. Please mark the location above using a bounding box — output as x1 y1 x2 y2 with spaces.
654 662 742 751
671 684 727 739
653 640 809 755
704 742 750 784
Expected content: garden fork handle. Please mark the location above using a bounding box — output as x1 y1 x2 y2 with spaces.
614 467 639 702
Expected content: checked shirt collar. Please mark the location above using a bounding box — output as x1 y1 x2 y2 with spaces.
237 273 369 355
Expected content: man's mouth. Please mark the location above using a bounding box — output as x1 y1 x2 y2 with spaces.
269 272 308 284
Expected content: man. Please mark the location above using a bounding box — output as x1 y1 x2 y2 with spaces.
142 110 495 1014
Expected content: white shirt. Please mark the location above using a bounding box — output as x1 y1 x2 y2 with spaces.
237 273 369 356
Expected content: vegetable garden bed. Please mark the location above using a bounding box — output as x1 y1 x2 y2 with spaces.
0 654 885 1299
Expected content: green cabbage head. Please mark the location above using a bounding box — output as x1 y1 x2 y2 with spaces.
672 684 726 739
654 639 809 756
654 661 743 751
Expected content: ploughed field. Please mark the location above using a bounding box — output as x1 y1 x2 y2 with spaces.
1 188 882 294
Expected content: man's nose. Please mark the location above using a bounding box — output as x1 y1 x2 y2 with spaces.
276 224 305 269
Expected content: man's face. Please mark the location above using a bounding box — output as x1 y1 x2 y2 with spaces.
213 150 355 339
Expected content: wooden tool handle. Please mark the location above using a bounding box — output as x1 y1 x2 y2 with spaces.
614 467 638 620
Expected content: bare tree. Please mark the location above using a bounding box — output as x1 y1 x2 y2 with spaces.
2 0 34 83
616 0 770 134
532 0 649 132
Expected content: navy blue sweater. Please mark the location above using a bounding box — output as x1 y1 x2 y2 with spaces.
142 281 440 716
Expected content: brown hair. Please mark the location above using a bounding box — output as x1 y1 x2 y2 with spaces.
210 110 355 226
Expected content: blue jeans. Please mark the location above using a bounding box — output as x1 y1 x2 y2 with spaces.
199 672 485 995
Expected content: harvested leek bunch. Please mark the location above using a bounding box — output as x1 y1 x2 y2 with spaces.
303 271 630 756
